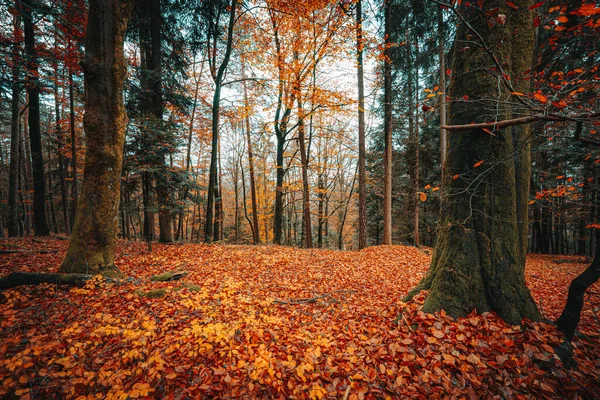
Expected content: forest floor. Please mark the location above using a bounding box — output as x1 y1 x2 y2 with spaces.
1 238 599 399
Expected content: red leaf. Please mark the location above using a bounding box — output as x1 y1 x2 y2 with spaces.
528 1 544 10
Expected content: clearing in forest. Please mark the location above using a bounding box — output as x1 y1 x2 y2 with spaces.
1 238 599 399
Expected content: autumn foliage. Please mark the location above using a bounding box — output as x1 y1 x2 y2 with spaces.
1 239 599 399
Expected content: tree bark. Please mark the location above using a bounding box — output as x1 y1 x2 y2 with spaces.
242 62 261 244
8 7 21 237
205 0 237 243
557 234 600 341
356 0 367 249
438 6 447 176
382 0 393 245
60 0 133 275
69 73 78 227
297 89 313 248
405 0 540 325
23 0 49 236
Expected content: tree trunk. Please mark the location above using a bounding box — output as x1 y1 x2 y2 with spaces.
405 0 540 325
557 234 600 341
60 0 133 275
382 0 393 245
356 0 367 249
55 77 71 235
8 8 21 237
243 63 261 244
69 73 78 227
438 6 447 176
23 0 50 236
205 0 237 243
297 90 312 248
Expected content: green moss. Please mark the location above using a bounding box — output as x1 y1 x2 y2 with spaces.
134 288 168 298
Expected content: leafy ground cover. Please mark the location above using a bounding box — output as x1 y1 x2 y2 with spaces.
1 238 599 399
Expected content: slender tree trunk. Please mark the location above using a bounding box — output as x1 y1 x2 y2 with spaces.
242 63 260 244
69 73 78 226
356 0 367 249
46 143 58 233
382 0 393 245
413 38 420 246
297 90 312 248
438 6 447 175
8 9 21 237
54 73 71 235
205 0 237 243
60 0 133 275
405 0 540 325
23 0 49 236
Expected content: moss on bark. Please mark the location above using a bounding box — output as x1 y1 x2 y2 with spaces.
59 0 133 276
405 0 540 325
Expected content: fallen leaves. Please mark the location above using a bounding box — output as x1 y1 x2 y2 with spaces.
0 239 598 399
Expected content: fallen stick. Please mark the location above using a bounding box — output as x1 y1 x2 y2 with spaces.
274 294 330 305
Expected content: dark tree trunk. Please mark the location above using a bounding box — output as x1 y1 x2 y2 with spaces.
557 235 600 341
69 73 78 227
243 65 261 244
55 77 71 235
297 90 312 248
405 0 540 325
356 0 367 249
8 8 21 237
60 0 133 275
205 0 237 243
274 131 285 244
23 0 49 236
382 0 392 245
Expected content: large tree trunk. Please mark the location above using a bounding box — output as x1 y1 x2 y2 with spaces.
8 8 21 237
23 0 50 236
382 0 393 245
405 0 540 325
59 0 133 275
356 0 367 249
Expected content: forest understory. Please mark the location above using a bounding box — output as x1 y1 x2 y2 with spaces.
1 238 599 399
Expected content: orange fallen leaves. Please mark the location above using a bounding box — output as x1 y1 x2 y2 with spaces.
0 239 599 398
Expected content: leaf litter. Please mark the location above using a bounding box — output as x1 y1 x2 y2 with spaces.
1 238 599 399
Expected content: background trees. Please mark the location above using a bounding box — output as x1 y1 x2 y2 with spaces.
0 0 598 257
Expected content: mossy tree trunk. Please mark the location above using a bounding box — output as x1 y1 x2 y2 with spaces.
405 0 540 325
59 0 133 275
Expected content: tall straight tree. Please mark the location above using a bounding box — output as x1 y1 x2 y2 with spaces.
382 0 393 245
204 0 238 243
138 0 173 242
242 62 261 244
60 0 133 274
8 6 21 237
22 0 49 236
405 0 540 325
356 0 367 249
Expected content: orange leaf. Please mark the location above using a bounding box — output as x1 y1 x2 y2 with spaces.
473 160 484 168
